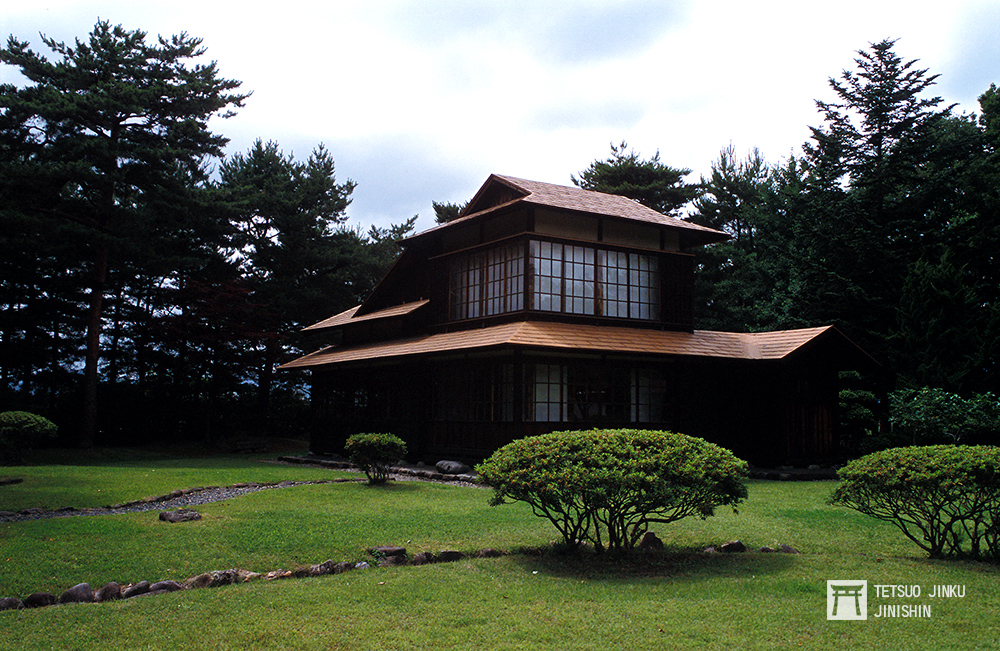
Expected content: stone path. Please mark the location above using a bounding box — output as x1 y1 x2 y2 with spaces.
0 479 352 524
1 457 485 524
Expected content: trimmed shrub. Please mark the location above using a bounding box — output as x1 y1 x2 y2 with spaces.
0 411 58 465
476 429 749 553
344 433 407 485
830 445 1000 560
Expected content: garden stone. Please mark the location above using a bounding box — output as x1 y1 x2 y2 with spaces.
311 560 339 576
0 511 14 518
264 570 292 580
435 460 472 475
122 580 151 598
237 569 262 582
159 508 201 523
412 551 435 565
475 548 503 558
779 544 800 554
149 580 183 593
207 570 238 586
757 546 775 553
638 532 664 551
23 592 57 608
436 550 465 562
183 573 213 590
368 545 406 558
59 582 94 604
333 562 355 574
378 555 408 567
703 546 718 554
18 507 46 516
0 597 24 610
355 561 370 570
720 540 746 553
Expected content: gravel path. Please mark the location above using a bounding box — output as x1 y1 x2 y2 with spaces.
0 460 484 524
0 479 349 524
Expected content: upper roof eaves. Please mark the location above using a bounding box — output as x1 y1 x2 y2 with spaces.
405 174 728 245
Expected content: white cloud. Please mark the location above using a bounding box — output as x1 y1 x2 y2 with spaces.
2 0 996 231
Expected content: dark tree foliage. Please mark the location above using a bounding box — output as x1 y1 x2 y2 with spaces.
743 40 1000 399
572 141 701 216
688 146 785 331
688 41 1000 454
785 39 957 359
0 20 249 446
217 140 359 428
432 200 467 224
0 21 415 446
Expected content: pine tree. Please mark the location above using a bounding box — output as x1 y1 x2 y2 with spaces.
0 20 248 445
572 141 701 215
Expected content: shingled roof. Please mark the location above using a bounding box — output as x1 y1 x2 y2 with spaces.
280 321 871 370
407 174 728 248
303 299 429 332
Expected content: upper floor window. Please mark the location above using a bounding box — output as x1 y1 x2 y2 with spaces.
449 242 524 321
448 238 660 322
530 240 659 320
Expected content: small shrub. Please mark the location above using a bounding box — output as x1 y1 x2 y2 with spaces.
344 433 407 485
0 411 58 465
476 429 748 553
830 445 1000 560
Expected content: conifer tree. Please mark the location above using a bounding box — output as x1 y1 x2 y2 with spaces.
0 20 248 446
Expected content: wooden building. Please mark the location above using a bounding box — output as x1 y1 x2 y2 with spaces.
281 174 878 466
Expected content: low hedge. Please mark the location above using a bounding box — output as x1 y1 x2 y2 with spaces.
476 429 748 553
830 445 1000 560
0 411 58 465
344 433 407 485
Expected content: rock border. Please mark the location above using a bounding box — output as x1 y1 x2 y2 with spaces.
277 455 481 485
0 545 506 612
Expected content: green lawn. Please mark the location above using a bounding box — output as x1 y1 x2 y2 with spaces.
1 451 998 650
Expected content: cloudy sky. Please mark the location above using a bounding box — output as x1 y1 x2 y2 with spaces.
2 1 998 232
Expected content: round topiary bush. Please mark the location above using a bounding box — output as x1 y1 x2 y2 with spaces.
0 411 58 465
344 433 408 485
830 445 1000 559
476 429 749 553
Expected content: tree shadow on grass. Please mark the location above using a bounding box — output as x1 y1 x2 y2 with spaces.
510 545 797 583
356 480 424 492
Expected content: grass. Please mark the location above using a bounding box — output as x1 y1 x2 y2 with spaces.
2 448 999 649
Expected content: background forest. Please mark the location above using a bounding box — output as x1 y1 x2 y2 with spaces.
1 24 997 454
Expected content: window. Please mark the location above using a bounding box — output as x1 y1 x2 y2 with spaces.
530 240 659 320
531 363 566 422
631 369 666 422
448 239 660 322
434 364 515 422
525 363 666 424
449 243 524 321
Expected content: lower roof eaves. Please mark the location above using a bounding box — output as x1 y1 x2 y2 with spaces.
280 321 876 371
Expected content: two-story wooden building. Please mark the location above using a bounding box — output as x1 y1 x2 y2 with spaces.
281 174 878 466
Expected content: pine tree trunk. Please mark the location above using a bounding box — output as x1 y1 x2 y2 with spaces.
81 245 109 449
258 339 277 436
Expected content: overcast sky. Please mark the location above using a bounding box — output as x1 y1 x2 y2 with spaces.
3 1 999 233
